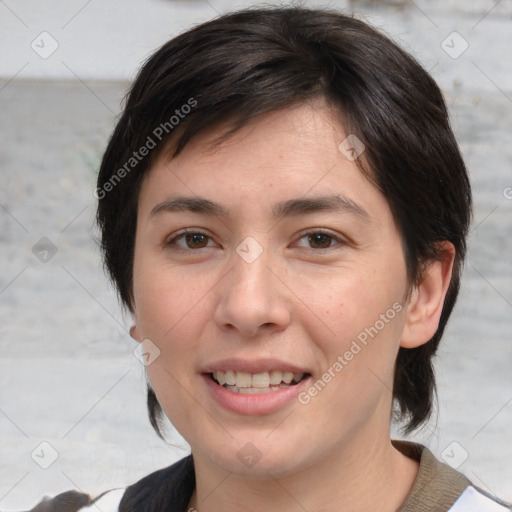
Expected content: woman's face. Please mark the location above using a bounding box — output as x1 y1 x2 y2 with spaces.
132 101 412 478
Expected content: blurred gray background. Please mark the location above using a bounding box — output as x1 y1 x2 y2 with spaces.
1 0 511 509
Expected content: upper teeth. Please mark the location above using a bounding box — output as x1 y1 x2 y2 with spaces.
213 370 305 388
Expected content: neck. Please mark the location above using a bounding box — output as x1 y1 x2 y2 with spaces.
189 428 419 512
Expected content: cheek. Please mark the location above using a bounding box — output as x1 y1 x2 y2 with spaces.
298 293 406 437
136 268 208 432
303 266 407 393
310 266 405 338
133 255 209 340
146 360 202 443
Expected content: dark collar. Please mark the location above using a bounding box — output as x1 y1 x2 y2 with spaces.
119 455 195 512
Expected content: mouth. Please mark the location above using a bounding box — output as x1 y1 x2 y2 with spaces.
208 370 310 394
202 359 312 414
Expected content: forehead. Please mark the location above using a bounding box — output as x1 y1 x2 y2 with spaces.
138 101 389 224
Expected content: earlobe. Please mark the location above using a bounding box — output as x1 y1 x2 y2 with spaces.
400 242 455 349
130 311 142 342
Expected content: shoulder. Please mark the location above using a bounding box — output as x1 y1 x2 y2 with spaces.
394 440 511 512
25 456 194 512
79 489 126 511
25 489 126 512
449 486 511 511
119 455 195 512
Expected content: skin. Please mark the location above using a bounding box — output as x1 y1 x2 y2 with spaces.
131 99 455 511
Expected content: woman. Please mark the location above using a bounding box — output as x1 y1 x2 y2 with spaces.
34 6 510 511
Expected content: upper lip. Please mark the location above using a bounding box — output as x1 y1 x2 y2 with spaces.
201 358 310 375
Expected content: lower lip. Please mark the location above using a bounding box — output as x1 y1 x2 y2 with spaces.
202 374 310 415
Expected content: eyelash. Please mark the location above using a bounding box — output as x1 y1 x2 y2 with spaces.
165 229 345 253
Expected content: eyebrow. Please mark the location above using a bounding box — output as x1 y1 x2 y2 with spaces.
149 194 370 221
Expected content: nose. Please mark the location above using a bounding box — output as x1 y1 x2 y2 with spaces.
213 246 292 338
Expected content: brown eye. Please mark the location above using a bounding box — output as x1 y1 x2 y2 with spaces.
183 233 209 249
167 231 214 250
307 233 335 249
295 231 342 250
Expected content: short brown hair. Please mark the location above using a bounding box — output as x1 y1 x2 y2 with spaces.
96 6 472 435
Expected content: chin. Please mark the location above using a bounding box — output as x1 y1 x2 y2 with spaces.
194 434 316 481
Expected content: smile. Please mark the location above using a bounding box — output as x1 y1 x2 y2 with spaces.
210 370 307 394
202 358 312 414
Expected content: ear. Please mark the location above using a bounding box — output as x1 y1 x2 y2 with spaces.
400 242 455 349
129 310 142 343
